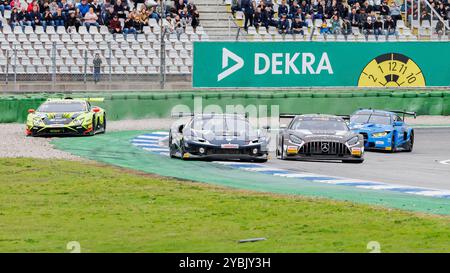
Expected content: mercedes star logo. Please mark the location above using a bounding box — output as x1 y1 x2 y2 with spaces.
321 143 330 153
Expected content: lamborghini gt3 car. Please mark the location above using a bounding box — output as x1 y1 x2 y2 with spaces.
169 113 269 162
26 98 106 136
349 109 415 152
276 114 364 163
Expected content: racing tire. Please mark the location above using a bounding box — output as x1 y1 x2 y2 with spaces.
278 137 287 160
168 133 177 158
342 159 364 163
101 115 107 133
389 135 397 153
405 131 414 152
180 140 188 160
89 119 96 136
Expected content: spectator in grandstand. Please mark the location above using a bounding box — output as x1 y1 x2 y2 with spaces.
231 0 241 16
291 16 305 34
42 9 54 31
362 1 373 14
136 6 149 33
278 0 289 19
262 5 276 30
174 14 185 38
319 18 330 34
53 8 65 28
289 1 300 19
9 7 24 29
189 3 200 30
436 2 448 20
435 20 445 35
65 10 81 32
420 9 431 23
123 12 138 38
363 16 374 36
242 0 254 31
134 0 145 10
114 0 129 19
163 14 175 38
9 0 21 10
93 53 102 84
341 18 352 35
358 8 368 28
278 13 290 34
109 14 122 34
84 7 100 31
77 0 90 17
374 16 383 37
25 5 44 30
384 15 396 35
0 0 11 18
348 8 360 27
91 0 102 16
389 2 402 23
379 0 390 16
330 14 341 34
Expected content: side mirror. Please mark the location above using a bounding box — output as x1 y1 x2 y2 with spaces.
178 124 184 133
28 109 35 113
393 121 403 126
92 107 100 113
262 125 271 130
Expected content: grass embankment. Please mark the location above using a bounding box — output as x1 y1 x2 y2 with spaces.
0 158 448 253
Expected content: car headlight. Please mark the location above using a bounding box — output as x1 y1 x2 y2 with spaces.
347 136 359 146
372 131 389 137
289 134 303 144
72 118 84 126
33 118 43 126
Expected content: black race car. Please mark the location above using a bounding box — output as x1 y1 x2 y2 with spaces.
276 114 364 163
169 113 269 162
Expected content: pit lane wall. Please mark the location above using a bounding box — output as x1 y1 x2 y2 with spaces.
1 90 449 123
193 42 450 88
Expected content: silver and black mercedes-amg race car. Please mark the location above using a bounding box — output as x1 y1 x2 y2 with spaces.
169 113 269 162
276 114 364 163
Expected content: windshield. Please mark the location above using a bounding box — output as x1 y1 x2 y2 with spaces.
37 102 86 113
191 116 252 134
291 119 348 131
351 114 391 125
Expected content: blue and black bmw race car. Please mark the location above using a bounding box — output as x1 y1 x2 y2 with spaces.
349 109 416 152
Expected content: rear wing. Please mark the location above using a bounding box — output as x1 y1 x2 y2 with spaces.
337 115 350 121
387 110 417 119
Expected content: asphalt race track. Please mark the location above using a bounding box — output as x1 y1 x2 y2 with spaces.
267 128 450 190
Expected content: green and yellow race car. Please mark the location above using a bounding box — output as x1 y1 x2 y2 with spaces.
26 98 106 137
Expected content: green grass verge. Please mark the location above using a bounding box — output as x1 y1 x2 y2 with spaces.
0 158 449 253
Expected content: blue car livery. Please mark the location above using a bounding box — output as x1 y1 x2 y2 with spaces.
349 109 415 152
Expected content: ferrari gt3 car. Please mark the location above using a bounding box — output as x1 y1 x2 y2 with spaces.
349 109 415 152
26 98 106 136
276 114 364 163
169 113 269 162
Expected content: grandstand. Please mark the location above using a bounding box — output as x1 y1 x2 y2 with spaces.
227 0 449 41
0 0 209 80
0 0 448 82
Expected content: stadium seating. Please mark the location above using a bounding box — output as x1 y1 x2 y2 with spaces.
225 0 449 42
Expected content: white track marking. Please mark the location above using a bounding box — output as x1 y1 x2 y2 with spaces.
439 159 450 165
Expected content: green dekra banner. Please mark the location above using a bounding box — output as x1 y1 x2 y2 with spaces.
192 42 450 88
